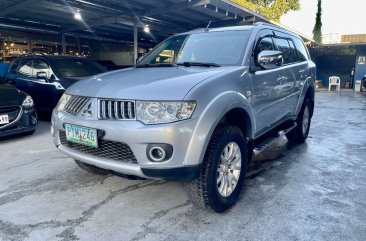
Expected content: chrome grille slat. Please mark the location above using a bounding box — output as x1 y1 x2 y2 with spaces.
108 101 112 118
120 102 125 119
98 99 135 120
127 102 132 119
64 96 90 116
114 102 119 119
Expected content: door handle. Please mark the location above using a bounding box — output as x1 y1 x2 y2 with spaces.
299 69 305 74
7 80 15 85
277 76 286 84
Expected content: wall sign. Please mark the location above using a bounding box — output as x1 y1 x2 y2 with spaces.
358 56 365 65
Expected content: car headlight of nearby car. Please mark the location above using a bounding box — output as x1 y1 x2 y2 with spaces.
55 93 71 111
22 95 34 108
136 101 196 124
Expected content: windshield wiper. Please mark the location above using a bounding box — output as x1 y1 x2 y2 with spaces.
136 63 178 68
177 62 221 67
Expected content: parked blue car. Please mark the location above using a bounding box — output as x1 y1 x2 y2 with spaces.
5 54 106 113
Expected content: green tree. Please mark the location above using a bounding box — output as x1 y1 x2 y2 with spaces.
312 0 323 43
231 0 300 22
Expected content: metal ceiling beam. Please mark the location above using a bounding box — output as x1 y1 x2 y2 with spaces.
143 0 209 16
0 0 38 17
63 0 209 33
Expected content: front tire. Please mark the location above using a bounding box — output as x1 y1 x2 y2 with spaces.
75 160 109 175
185 125 248 212
286 98 312 143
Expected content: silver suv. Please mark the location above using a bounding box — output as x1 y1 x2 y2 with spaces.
52 23 315 212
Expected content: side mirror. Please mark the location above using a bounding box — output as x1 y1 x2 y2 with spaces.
257 50 283 70
36 71 48 82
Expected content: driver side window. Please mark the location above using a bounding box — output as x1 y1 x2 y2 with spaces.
32 59 51 79
256 36 275 54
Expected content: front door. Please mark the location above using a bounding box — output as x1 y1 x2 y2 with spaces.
250 31 288 136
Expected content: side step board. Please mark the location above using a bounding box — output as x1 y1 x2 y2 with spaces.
253 122 297 156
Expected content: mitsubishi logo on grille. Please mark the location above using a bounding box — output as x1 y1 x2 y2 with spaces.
82 103 93 117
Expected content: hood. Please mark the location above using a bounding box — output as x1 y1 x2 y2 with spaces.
66 66 235 100
58 77 86 89
0 84 27 106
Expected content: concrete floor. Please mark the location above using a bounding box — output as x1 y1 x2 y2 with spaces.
0 91 365 241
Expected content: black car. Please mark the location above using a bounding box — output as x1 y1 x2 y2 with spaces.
0 79 37 137
5 54 106 113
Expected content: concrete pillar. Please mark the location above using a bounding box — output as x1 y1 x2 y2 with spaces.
61 33 66 55
27 34 31 53
134 21 138 63
76 36 81 55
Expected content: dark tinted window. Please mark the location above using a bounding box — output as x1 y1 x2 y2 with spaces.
32 59 51 78
288 40 298 61
256 36 274 53
293 37 309 61
273 38 296 64
49 59 105 78
18 59 33 76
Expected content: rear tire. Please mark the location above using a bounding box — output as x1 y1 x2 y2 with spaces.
286 98 312 143
184 125 247 213
75 160 109 175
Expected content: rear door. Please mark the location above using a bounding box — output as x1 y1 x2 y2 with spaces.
250 30 288 136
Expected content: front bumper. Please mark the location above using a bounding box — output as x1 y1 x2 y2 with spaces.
52 110 201 181
0 106 37 138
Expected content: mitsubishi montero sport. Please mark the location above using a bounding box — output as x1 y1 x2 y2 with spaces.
52 23 316 212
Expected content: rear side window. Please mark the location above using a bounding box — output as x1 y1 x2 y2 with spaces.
293 37 309 61
273 38 297 64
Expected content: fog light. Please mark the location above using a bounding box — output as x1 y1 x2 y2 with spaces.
146 144 173 162
150 147 166 162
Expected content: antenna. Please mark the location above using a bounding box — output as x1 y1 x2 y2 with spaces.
205 20 212 32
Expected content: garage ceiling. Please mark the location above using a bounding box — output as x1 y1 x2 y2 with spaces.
0 0 269 45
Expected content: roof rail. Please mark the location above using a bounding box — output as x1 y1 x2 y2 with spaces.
19 52 47 57
254 22 277 28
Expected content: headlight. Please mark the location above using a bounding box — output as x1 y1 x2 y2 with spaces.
22 95 34 108
55 93 71 111
136 101 196 124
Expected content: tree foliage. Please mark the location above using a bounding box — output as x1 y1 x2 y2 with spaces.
231 0 300 22
312 0 323 43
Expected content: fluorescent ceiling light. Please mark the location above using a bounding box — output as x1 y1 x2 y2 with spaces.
144 25 150 33
74 9 82 20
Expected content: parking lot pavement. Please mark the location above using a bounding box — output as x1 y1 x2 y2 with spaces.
0 91 366 241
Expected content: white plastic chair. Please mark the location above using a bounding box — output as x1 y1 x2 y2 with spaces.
328 76 341 91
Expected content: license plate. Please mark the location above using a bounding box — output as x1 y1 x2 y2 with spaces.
65 124 98 148
0 114 9 124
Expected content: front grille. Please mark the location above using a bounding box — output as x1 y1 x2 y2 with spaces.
98 99 135 120
0 106 20 127
64 96 90 115
59 131 137 163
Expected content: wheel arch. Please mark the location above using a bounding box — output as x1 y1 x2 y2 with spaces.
183 92 255 166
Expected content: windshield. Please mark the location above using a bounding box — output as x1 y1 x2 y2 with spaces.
139 30 250 66
49 58 106 78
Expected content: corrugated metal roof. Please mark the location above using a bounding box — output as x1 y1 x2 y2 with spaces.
0 0 270 45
